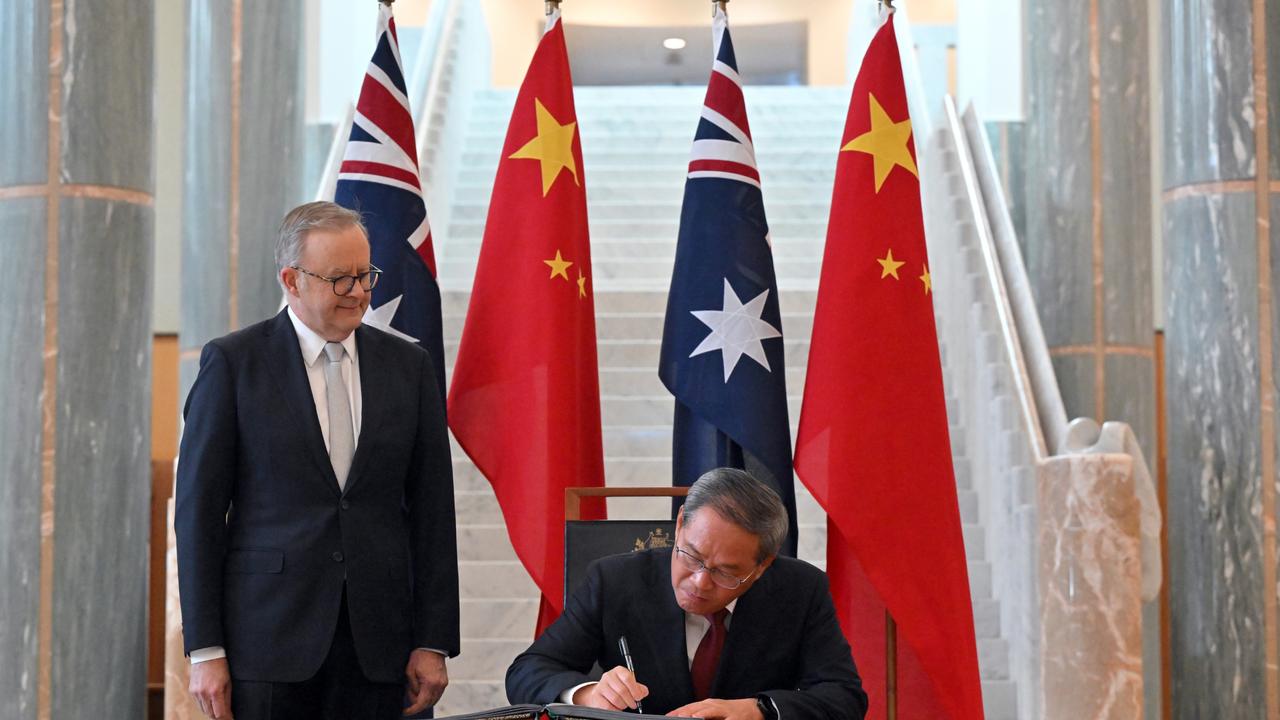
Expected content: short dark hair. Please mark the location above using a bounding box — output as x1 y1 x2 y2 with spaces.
274 201 367 287
682 468 789 562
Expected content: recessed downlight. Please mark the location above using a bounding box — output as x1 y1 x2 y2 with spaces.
663 37 687 51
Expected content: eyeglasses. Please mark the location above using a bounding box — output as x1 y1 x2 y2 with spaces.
291 264 382 296
673 544 757 589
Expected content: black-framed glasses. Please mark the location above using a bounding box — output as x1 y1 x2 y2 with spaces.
673 543 757 589
291 264 382 296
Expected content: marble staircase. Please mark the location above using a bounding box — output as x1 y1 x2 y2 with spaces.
432 86 1019 719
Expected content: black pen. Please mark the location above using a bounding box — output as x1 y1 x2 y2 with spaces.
618 635 643 714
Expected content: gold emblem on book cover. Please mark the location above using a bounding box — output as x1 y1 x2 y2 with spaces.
634 528 671 551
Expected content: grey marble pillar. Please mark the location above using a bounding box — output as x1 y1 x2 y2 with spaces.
179 0 306 399
1024 0 1155 456
0 1 154 718
1162 1 1279 716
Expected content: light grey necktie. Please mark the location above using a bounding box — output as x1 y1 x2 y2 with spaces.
323 342 355 490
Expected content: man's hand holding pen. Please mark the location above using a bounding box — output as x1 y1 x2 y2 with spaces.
571 666 650 711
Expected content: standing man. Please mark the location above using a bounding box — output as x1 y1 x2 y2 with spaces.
176 201 459 719
506 468 867 720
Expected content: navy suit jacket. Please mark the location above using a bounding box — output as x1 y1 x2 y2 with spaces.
175 309 459 683
506 548 868 720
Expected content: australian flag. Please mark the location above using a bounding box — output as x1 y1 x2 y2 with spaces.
658 6 798 555
335 2 445 400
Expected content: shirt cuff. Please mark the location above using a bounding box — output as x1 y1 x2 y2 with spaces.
562 681 597 704
189 646 226 664
416 647 448 657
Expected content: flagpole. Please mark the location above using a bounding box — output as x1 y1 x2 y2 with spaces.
886 613 898 719
545 0 560 15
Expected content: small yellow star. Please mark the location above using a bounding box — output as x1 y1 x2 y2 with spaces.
841 93 918 193
919 264 932 294
877 249 905 280
577 270 588 298
509 98 580 196
544 250 573 281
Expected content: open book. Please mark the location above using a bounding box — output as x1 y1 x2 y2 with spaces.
437 704 685 720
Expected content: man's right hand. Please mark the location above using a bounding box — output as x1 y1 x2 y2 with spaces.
572 666 650 711
189 657 233 719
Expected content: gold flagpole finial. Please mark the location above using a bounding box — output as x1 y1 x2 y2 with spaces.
378 0 394 6
713 1 728 17
880 0 896 12
546 0 561 15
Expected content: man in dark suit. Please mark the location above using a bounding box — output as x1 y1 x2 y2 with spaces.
176 201 459 719
506 468 867 720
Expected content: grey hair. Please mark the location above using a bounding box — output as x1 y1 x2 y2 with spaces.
682 468 789 562
274 201 367 286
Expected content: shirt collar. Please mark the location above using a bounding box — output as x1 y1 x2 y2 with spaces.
287 307 358 367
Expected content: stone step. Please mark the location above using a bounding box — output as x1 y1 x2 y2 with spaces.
442 288 815 315
968 560 992 600
448 638 530 680
977 637 1011 681
445 218 828 241
448 201 833 222
971 597 1001 640
459 560 537 598
435 257 822 284
459 598 539 640
979 679 1018 720
435 681 507 716
451 182 840 205
962 523 985 560
958 488 979 524
455 165 836 187
458 149 838 170
442 337 813 371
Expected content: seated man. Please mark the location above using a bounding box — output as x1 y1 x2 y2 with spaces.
506 468 868 720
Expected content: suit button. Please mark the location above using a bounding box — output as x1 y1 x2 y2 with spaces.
332 551 344 563
340 500 350 510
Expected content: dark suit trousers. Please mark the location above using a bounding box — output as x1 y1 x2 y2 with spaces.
231 590 403 720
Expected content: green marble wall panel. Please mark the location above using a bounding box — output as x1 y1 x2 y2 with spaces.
51 198 152 718
0 198 47 720
0 1 48 187
1163 191 1265 719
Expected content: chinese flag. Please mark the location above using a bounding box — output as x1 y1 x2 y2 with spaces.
448 9 605 636
793 14 984 720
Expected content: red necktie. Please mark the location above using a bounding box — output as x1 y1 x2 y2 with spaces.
690 609 729 700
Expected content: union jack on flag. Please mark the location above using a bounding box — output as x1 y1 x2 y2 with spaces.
658 5 798 554
336 2 446 398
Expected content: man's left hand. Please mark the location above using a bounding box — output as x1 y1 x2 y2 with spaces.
667 698 763 720
404 650 448 715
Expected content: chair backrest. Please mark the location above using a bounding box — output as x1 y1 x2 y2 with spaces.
563 487 689 601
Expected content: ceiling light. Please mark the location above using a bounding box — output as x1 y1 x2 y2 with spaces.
663 37 687 51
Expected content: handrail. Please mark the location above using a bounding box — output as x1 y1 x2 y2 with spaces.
960 105 1069 452
414 0 463 167
940 95 1049 461
312 102 355 202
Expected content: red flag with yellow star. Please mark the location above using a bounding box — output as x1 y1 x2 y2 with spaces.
447 8 605 636
793 14 984 720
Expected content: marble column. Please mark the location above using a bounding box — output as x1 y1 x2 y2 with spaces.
179 0 306 400
1161 0 1280 716
1023 0 1155 457
0 1 155 718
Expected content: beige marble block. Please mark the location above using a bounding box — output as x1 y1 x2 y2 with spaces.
1039 454 1143 720
165 499 201 720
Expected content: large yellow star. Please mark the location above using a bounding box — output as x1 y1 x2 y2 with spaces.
544 250 573 281
877 249 905 279
841 93 918 193
509 99 579 196
919 264 932 294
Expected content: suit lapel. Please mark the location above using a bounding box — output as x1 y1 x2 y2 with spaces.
343 325 385 496
263 310 341 496
638 551 696 704
714 565 774 698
